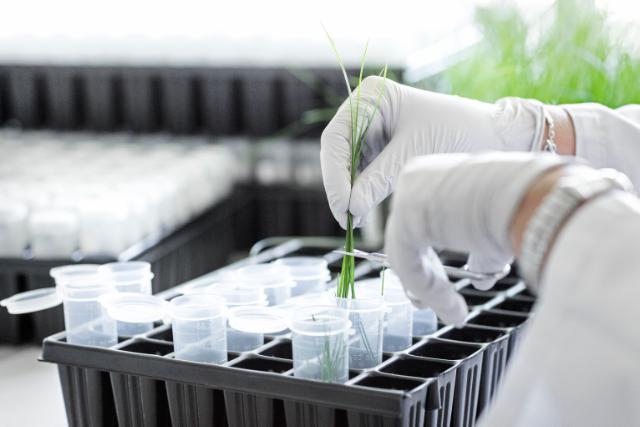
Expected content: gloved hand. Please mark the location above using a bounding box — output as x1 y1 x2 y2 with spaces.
384 152 564 325
321 77 547 288
320 76 546 231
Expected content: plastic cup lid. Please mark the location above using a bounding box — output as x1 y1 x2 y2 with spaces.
99 293 168 323
0 287 62 314
50 264 100 279
227 306 289 334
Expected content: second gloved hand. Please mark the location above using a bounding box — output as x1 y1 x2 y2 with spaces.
384 152 564 325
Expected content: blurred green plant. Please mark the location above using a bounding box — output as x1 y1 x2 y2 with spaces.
441 0 640 107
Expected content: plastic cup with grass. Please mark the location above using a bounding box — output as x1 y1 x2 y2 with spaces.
291 305 350 383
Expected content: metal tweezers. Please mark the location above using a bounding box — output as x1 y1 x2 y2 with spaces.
333 249 511 281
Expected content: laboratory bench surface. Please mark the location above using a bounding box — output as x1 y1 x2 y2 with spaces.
0 345 66 427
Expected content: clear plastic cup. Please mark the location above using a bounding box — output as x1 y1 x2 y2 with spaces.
381 288 413 352
99 262 154 337
273 257 331 297
227 306 287 352
381 269 438 336
335 295 385 369
291 305 350 383
51 265 117 347
235 264 295 306
189 284 269 352
169 295 227 364
185 282 266 305
99 262 153 292
99 292 168 333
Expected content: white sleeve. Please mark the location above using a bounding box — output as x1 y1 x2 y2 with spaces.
478 191 640 427
563 103 640 189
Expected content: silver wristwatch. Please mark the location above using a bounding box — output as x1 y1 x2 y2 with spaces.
520 169 632 289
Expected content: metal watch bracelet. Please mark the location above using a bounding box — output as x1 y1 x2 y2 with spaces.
520 171 627 289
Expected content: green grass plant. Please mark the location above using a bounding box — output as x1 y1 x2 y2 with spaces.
322 26 388 299
440 0 640 106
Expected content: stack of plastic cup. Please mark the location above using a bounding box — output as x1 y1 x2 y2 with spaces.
51 265 117 347
381 269 438 336
99 292 169 338
380 288 413 352
273 257 331 297
169 295 228 364
98 262 154 337
227 306 288 352
354 278 413 351
186 283 269 352
291 305 350 383
335 294 385 369
235 264 295 306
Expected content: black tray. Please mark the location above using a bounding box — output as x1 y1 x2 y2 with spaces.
40 239 533 427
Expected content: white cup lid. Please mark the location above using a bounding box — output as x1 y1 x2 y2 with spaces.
99 292 168 323
0 287 62 314
227 306 288 334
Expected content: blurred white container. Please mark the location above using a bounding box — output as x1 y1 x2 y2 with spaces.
292 142 323 187
170 294 228 364
273 257 331 297
235 264 295 306
77 199 129 257
254 139 292 184
220 138 252 182
29 209 79 258
0 198 29 257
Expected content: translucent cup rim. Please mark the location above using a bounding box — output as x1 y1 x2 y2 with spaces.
50 264 101 281
290 305 351 336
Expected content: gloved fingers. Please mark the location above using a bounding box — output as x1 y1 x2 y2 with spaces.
320 78 390 230
321 99 358 230
351 212 366 229
466 252 514 291
349 135 405 219
385 213 469 326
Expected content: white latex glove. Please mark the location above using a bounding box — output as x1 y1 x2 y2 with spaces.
384 152 564 325
320 77 546 230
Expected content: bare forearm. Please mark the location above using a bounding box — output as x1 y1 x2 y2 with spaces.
543 105 576 156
